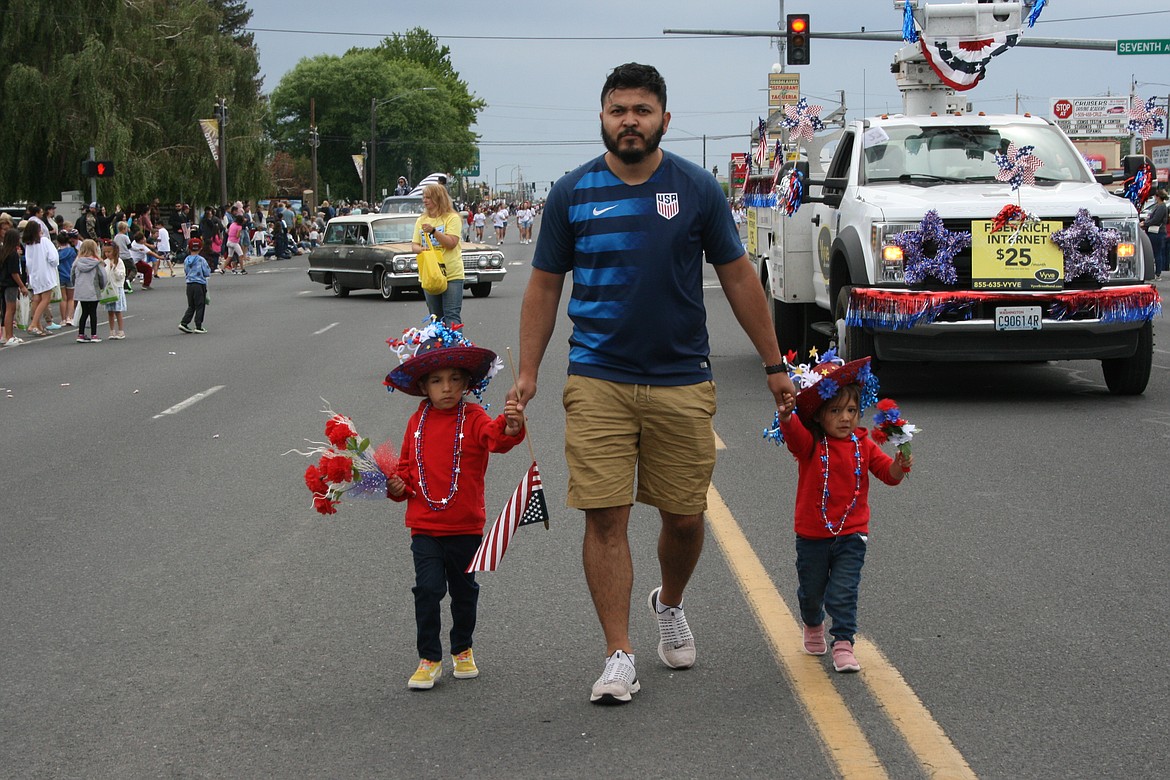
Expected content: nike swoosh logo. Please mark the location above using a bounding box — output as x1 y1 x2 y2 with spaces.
592 205 618 216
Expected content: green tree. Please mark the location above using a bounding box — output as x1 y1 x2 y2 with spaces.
268 27 484 202
0 0 269 207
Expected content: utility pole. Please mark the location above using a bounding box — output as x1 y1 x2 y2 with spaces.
216 97 228 207
310 98 319 214
370 97 377 204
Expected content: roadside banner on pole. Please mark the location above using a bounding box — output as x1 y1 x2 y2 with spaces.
198 119 220 163
352 155 366 184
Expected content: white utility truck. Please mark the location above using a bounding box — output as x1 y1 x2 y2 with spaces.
750 0 1161 394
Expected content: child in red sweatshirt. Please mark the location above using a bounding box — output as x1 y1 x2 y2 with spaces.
384 323 524 690
776 355 913 673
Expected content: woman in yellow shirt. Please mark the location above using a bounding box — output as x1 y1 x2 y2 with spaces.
412 183 464 326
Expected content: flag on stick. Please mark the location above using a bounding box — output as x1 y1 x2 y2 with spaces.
467 461 549 573
753 117 769 168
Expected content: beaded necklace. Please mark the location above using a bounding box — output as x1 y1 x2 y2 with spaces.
414 400 466 511
820 433 862 536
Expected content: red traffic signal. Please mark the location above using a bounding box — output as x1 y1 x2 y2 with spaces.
81 160 115 177
786 14 811 65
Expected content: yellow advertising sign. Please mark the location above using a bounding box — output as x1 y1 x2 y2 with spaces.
971 220 1064 290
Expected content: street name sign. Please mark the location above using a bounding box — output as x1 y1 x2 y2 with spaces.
1117 39 1170 55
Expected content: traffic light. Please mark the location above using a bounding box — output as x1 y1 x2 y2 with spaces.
786 14 810 65
81 160 115 177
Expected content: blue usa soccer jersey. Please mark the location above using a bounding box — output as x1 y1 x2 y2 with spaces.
533 151 744 385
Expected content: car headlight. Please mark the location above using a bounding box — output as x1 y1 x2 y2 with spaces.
871 222 919 284
393 258 409 272
490 253 504 268
477 257 489 269
1100 218 1140 280
409 257 419 272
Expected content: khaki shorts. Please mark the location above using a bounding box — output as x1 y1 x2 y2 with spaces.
562 374 717 515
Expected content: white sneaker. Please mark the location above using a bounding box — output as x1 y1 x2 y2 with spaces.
590 650 639 705
649 587 696 669
4 336 24 346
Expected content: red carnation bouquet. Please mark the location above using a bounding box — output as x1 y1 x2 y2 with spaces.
870 398 920 471
289 407 399 515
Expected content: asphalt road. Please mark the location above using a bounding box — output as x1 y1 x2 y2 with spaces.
2 230 1168 780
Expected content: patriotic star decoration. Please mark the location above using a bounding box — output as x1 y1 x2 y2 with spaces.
1051 208 1120 285
782 98 825 143
892 210 971 286
994 143 1043 191
1128 97 1167 140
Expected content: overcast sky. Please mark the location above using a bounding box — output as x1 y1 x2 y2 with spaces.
247 0 1169 198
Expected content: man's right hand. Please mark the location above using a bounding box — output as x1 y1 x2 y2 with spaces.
507 375 538 414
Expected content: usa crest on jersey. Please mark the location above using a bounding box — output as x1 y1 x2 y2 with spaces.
656 193 679 220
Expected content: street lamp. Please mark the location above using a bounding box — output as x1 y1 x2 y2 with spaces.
370 87 437 203
494 164 519 198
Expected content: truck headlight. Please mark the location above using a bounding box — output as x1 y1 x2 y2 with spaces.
1101 219 1139 280
872 223 919 283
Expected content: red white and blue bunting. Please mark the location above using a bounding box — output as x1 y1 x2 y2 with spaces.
846 287 1161 331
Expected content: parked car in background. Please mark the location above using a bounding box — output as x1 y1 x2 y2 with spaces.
307 213 506 299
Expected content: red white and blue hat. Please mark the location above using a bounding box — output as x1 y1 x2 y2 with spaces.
384 319 502 399
787 348 879 426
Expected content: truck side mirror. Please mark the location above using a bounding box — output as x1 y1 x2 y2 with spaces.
1095 173 1114 185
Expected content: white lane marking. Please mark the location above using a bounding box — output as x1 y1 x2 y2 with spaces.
153 385 224 419
314 322 339 336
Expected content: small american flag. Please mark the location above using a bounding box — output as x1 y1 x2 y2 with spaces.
467 461 549 573
753 117 768 168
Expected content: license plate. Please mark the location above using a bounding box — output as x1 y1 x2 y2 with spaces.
995 306 1042 331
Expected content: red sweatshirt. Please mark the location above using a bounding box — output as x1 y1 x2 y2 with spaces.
779 415 901 540
392 400 526 536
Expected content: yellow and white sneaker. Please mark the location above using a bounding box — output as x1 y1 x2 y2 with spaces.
452 649 479 679
408 658 442 690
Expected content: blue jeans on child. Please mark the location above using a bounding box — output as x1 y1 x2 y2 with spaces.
411 533 481 662
795 532 868 647
424 278 463 327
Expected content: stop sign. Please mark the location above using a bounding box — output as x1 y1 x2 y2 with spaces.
1053 100 1074 120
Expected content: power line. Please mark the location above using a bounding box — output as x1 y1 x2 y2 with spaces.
245 10 1170 42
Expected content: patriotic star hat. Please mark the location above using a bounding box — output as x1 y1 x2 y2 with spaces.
788 349 879 427
384 319 503 398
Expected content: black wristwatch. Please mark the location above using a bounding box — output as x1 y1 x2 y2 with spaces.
764 362 787 375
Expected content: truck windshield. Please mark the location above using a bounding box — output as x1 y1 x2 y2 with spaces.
863 122 1092 185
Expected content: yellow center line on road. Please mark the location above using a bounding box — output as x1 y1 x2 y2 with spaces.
705 483 976 780
705 484 886 779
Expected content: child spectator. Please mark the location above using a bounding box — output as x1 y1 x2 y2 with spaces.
130 230 162 289
71 239 105 343
155 224 172 277
179 237 211 334
775 355 914 673
56 230 77 326
101 243 127 339
224 215 247 274
1 227 30 346
384 322 525 690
